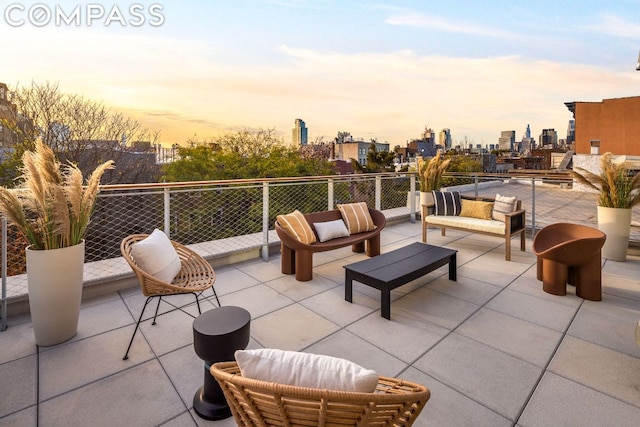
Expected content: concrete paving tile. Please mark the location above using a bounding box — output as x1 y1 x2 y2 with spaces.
486 289 579 332
137 307 198 357
208 266 260 296
39 360 187 426
218 284 293 319
305 329 407 378
347 311 449 363
234 257 284 283
73 297 135 341
159 345 206 409
0 405 37 426
568 294 640 358
39 326 154 400
349 278 425 304
0 322 36 364
456 308 563 368
250 304 340 351
264 273 339 302
393 287 480 330
160 411 198 426
518 372 640 427
311 250 338 267
548 336 640 407
299 286 378 327
425 275 503 306
601 272 640 302
602 255 640 278
121 291 177 323
506 273 583 308
457 265 519 288
414 333 542 421
401 367 512 427
0 356 36 418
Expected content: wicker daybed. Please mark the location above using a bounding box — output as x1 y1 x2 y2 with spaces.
210 361 430 426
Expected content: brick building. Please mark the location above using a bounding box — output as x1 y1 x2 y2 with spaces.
565 95 640 156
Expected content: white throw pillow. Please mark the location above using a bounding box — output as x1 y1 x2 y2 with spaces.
235 348 378 393
492 194 518 222
313 219 350 242
130 229 182 283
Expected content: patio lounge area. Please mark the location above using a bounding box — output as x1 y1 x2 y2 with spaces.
2 214 640 426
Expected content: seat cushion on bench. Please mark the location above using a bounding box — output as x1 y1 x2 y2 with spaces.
426 215 506 235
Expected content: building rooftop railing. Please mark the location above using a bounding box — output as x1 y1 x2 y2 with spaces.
2 171 638 330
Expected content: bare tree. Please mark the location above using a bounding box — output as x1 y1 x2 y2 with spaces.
3 81 161 184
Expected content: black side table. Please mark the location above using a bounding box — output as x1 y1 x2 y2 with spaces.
192 306 251 420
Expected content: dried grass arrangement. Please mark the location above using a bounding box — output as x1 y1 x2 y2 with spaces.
417 151 451 192
0 141 114 250
571 152 640 209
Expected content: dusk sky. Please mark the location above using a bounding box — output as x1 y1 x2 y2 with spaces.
2 0 640 147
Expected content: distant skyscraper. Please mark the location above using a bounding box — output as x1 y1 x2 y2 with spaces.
525 124 531 139
292 118 308 146
499 130 515 151
439 128 452 150
539 129 558 148
566 119 575 145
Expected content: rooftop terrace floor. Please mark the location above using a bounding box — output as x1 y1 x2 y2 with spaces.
2 213 640 426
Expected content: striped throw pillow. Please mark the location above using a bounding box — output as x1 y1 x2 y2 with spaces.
492 194 518 222
276 210 316 244
337 202 376 234
432 191 462 216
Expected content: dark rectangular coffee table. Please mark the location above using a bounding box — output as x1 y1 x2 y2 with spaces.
344 242 457 320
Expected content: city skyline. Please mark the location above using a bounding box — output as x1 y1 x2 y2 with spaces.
1 0 639 147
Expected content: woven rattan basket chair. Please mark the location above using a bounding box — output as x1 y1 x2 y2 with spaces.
210 361 430 426
120 233 220 360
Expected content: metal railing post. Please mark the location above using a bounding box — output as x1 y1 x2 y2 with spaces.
474 175 479 197
163 187 171 238
261 181 269 261
328 179 334 211
531 178 536 237
409 175 416 223
1 216 7 331
375 176 381 211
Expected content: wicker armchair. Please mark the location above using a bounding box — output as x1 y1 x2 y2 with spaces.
120 233 220 360
210 361 430 426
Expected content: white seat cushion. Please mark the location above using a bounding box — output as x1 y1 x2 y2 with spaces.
426 215 506 235
235 348 378 392
130 229 181 283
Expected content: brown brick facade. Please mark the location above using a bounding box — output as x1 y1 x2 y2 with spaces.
571 96 640 155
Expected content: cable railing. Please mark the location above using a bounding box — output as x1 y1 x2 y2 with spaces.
2 170 638 327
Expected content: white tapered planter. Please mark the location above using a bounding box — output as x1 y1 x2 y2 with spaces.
597 206 631 262
26 241 85 346
420 191 435 209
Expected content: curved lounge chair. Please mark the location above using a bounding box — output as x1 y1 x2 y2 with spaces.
120 234 220 360
210 361 430 426
532 223 606 301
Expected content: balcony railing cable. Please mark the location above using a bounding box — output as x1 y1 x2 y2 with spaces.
2 170 636 333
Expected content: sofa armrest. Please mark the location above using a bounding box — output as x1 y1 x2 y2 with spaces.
505 208 526 233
